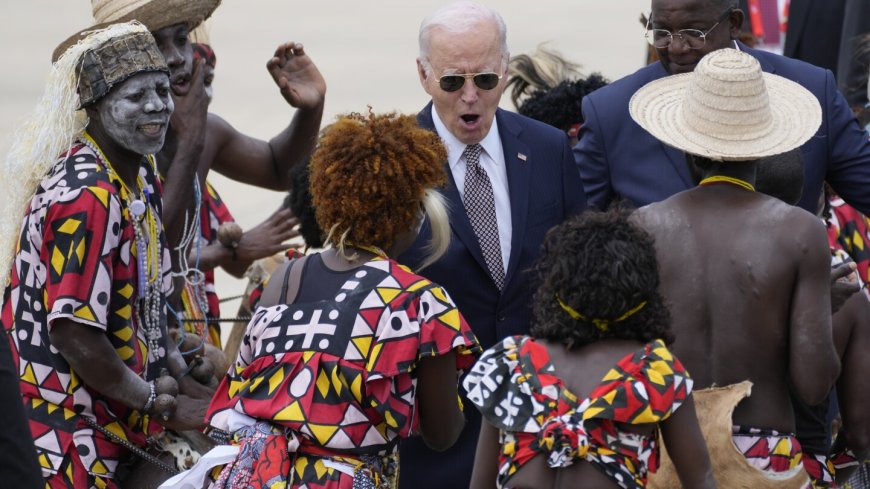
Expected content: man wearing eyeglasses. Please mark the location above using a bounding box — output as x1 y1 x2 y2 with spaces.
397 2 586 489
574 0 870 218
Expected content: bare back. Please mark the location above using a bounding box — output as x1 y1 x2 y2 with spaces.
631 186 837 433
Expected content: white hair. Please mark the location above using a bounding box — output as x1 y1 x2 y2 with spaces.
416 189 451 271
418 1 509 74
0 21 150 288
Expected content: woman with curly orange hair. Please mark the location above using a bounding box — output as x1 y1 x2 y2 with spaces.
183 111 481 489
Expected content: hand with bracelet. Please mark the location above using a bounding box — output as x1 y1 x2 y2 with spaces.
142 373 180 421
203 208 301 278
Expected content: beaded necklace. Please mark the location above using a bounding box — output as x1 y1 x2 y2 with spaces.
699 175 756 192
81 133 165 358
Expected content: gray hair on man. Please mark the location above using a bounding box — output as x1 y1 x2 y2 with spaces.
418 1 509 74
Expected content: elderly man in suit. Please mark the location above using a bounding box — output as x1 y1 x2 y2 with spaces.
398 2 586 488
574 0 870 215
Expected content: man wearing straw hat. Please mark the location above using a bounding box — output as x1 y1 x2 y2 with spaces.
575 0 870 220
629 48 840 485
64 0 325 250
1 21 215 488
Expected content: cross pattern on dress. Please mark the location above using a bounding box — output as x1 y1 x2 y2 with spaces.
284 310 337 349
462 143 505 290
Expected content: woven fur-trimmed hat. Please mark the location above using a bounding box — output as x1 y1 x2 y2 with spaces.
629 49 821 162
1 21 168 289
53 0 220 62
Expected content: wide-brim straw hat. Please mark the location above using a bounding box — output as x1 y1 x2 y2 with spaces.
630 48 822 161
52 0 221 62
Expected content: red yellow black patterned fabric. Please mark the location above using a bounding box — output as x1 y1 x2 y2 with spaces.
463 336 692 489
206 255 480 488
731 425 804 474
0 141 171 485
826 194 870 284
201 181 234 325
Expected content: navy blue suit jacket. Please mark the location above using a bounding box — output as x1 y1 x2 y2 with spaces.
397 104 586 489
574 43 870 215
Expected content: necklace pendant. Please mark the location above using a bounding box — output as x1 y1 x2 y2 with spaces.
130 199 147 217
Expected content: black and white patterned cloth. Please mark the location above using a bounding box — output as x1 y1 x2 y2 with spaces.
462 143 505 290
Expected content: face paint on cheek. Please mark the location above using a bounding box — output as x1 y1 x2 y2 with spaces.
97 73 171 155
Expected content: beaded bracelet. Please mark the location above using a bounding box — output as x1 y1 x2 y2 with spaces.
142 381 157 413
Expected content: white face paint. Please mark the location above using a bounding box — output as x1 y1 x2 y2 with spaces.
95 72 173 155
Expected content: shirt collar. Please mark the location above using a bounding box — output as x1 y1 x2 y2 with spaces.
431 105 501 170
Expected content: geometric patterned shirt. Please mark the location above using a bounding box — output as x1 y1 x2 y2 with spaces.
206 256 481 487
0 140 171 479
463 336 693 489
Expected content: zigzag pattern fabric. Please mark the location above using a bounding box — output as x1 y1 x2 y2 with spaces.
0 141 170 485
464 336 693 489
206 256 480 488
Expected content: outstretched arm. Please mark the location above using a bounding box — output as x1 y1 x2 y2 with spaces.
209 41 325 190
194 208 301 278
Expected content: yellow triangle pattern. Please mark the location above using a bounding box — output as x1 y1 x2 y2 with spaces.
91 460 109 475
118 283 134 299
51 247 65 276
113 326 133 342
87 187 110 208
274 401 306 422
365 343 384 372
75 238 86 265
350 373 363 403
74 305 96 322
115 305 131 320
352 336 372 357
104 421 129 441
438 309 461 331
115 345 134 361
308 423 339 445
21 362 37 385
376 287 401 304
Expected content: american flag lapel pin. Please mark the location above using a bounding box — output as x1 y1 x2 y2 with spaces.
517 152 527 162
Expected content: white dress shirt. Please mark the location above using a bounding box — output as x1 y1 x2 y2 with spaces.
431 106 512 273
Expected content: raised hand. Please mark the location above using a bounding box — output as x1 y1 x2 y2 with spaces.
169 58 209 146
235 208 302 262
831 261 861 315
266 41 326 111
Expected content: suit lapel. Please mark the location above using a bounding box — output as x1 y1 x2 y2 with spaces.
644 63 693 187
417 104 492 277
497 110 531 287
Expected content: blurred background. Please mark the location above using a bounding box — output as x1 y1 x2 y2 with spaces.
1 0 650 309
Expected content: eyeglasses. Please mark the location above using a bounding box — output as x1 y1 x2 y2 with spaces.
645 9 732 49
437 72 503 92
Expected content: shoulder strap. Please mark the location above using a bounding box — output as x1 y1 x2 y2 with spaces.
258 254 309 308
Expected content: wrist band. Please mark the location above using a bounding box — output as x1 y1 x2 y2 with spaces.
142 381 157 413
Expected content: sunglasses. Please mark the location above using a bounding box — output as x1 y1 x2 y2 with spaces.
437 72 503 92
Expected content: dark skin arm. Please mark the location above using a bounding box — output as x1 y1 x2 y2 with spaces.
415 350 465 451
832 292 870 483
789 216 840 405
469 420 501 489
49 320 178 418
193 209 300 278
160 58 209 247
660 394 717 488
830 261 860 315
208 42 325 190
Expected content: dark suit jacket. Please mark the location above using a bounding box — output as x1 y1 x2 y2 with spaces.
397 104 586 489
784 0 846 75
574 43 870 215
